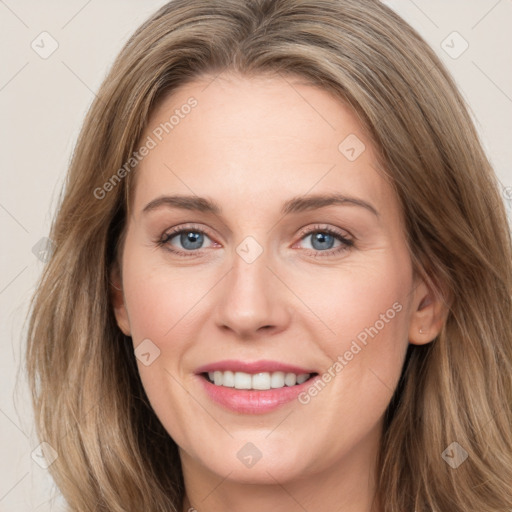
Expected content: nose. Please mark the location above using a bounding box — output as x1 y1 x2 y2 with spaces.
214 246 293 340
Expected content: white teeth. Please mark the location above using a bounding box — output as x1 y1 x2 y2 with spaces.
206 370 312 390
296 373 309 384
270 371 285 388
213 371 223 386
235 371 252 389
252 372 271 390
284 373 297 386
222 370 235 387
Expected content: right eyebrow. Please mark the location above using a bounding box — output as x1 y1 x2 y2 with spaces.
142 195 221 215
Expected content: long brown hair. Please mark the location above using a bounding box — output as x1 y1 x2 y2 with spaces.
26 1 512 510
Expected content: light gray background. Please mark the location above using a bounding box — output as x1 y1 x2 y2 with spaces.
1 1 511 510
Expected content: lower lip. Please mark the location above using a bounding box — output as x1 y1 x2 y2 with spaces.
197 374 320 414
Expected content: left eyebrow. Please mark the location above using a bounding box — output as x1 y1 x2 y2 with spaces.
141 193 379 217
281 193 379 217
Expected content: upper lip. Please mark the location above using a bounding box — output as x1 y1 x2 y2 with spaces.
195 359 316 375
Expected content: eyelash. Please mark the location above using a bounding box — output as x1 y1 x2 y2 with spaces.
156 223 354 258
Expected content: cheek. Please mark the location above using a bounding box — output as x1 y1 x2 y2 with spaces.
306 256 412 402
120 253 214 437
307 256 410 347
122 253 211 342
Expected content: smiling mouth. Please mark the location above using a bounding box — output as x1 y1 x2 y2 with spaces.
202 371 319 390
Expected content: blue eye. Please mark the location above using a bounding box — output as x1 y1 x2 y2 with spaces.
158 226 214 256
157 224 353 257
173 231 205 251
296 225 353 256
306 232 337 251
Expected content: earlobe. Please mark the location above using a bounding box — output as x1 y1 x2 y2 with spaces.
110 265 131 336
408 280 449 345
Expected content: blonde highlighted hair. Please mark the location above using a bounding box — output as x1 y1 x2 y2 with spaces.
26 0 512 510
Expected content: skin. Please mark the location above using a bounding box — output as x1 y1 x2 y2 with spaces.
112 72 446 512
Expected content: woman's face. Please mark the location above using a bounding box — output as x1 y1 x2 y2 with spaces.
113 72 435 490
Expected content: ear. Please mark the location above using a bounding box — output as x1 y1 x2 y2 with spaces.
408 278 449 345
110 264 131 336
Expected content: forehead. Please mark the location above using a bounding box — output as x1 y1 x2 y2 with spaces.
131 72 397 222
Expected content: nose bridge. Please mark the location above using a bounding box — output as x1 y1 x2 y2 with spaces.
214 234 292 336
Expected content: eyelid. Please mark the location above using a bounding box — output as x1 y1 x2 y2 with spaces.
296 223 353 242
158 222 354 257
292 223 354 256
159 223 218 249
